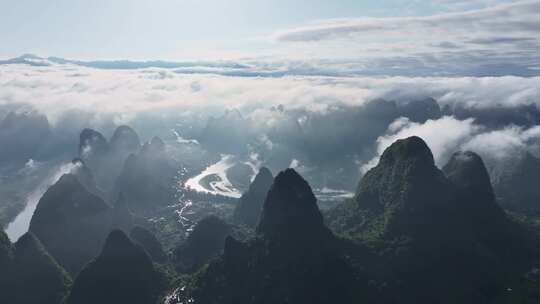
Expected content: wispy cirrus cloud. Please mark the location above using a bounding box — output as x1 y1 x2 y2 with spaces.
274 1 540 43
271 0 540 77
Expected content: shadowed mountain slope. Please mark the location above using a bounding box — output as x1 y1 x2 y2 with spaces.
185 169 359 304
67 230 164 304
233 167 273 228
29 174 111 274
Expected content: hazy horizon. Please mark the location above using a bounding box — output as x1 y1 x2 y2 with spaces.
1 0 539 76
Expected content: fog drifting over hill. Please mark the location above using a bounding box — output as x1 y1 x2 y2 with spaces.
2 60 540 171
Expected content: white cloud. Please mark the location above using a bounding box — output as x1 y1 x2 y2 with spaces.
431 0 524 11
275 1 540 43
462 125 540 159
362 116 480 173
362 116 540 174
3 62 540 184
2 63 540 128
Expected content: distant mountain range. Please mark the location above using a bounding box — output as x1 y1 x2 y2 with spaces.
6 54 537 77
0 54 249 70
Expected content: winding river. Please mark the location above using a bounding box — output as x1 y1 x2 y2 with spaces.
5 162 78 241
184 155 242 198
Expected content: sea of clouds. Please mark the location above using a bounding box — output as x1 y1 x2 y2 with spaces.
1 60 540 176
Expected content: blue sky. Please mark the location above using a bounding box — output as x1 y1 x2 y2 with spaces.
0 0 512 59
0 0 538 76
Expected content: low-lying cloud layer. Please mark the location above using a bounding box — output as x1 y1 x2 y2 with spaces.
1 61 540 189
2 62 540 124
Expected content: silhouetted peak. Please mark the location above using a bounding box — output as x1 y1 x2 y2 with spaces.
0 229 10 247
67 229 159 304
0 229 12 264
101 230 139 259
12 232 72 304
379 136 434 167
173 216 232 273
130 226 167 263
189 216 231 243
354 137 452 238
19 53 42 60
32 172 110 226
80 128 107 145
398 97 442 123
14 232 44 254
150 136 165 147
443 151 493 194
141 136 165 154
443 151 507 224
257 169 324 239
55 173 80 188
234 167 274 227
223 236 249 267
14 232 67 269
79 128 108 157
69 158 103 196
223 108 243 121
110 125 140 151
28 170 112 275
111 193 133 233
124 153 137 165
253 167 273 187
362 98 397 113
